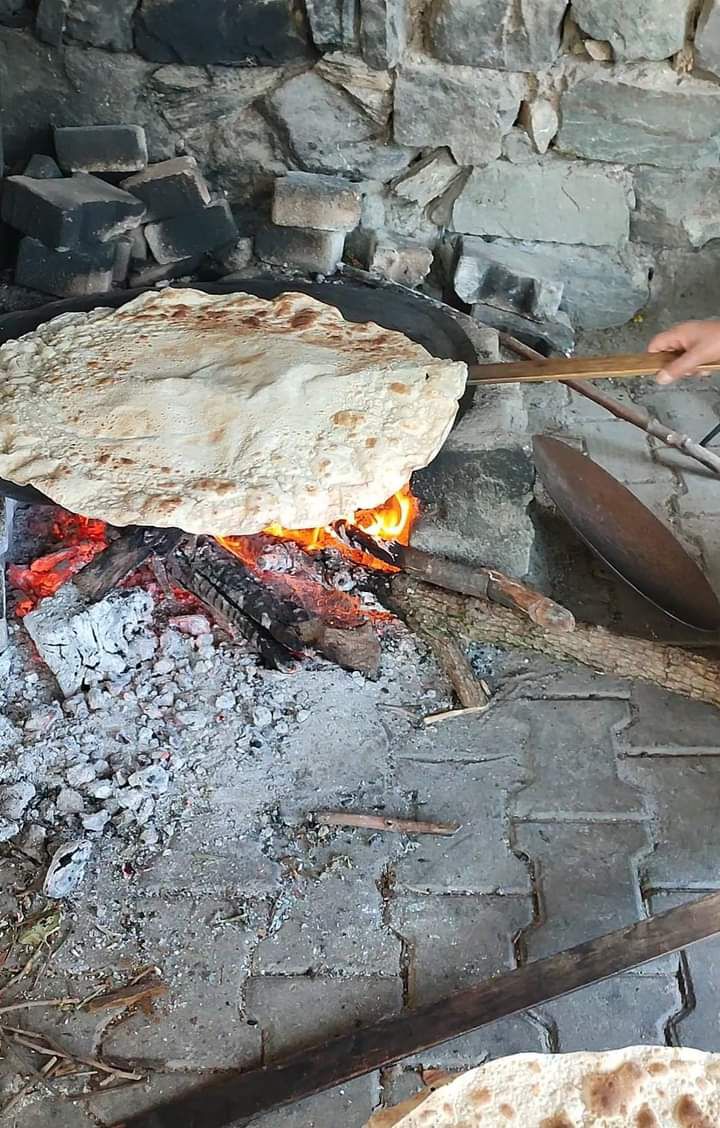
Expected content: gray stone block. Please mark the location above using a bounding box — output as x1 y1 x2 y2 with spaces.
697 0 720 78
472 302 575 356
14 235 115 297
144 199 238 264
255 224 345 275
2 173 145 249
392 149 461 208
632 167 720 247
455 240 564 321
348 229 433 287
305 0 358 51
35 0 65 44
360 0 407 68
272 172 361 232
128 254 202 287
64 0 136 50
571 0 691 61
452 157 630 247
540 973 680 1051
557 64 720 168
393 757 530 896
121 156 211 221
267 71 412 181
210 236 254 275
23 153 62 179
457 236 651 331
393 62 524 166
112 235 132 284
515 821 652 959
135 0 313 65
430 0 566 69
54 124 148 173
511 698 642 820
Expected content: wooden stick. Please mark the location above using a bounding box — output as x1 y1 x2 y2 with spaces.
468 350 719 385
314 812 459 836
424 705 489 726
432 637 490 708
390 576 720 710
73 527 183 602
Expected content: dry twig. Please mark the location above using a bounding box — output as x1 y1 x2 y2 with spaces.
314 812 460 837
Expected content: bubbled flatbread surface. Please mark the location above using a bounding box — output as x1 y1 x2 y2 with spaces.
0 288 466 534
367 1047 720 1127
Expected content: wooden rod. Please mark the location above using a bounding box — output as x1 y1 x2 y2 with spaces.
467 350 720 385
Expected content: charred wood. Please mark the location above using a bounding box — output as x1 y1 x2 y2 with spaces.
73 527 183 603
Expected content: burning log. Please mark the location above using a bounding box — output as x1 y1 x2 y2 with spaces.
73 526 183 602
167 536 381 677
390 575 720 711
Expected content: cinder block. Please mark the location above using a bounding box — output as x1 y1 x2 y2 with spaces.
255 224 345 275
23 154 63 179
54 124 148 174
2 174 145 249
144 199 238 264
272 172 361 232
15 235 115 297
121 156 211 221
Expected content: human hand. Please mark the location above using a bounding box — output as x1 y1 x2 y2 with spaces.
648 320 720 384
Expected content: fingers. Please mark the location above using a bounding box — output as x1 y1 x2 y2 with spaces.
648 329 686 354
656 344 710 385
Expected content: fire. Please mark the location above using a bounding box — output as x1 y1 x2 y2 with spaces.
9 513 108 616
220 485 418 570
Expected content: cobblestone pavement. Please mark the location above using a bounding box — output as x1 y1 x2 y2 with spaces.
7 303 720 1126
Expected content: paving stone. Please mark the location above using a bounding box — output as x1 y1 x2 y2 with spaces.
557 63 720 169
696 0 720 78
245 975 402 1060
23 153 62 178
619 682 720 754
676 463 720 517
452 157 630 248
103 896 263 1068
456 236 651 332
87 1071 215 1127
54 124 148 173
429 0 566 69
144 199 238 264
14 235 115 297
649 888 720 1050
411 447 538 580
619 756 720 887
397 706 530 766
248 1074 380 1128
393 62 524 166
515 821 652 959
64 0 137 51
511 698 642 819
272 172 361 233
359 0 407 68
135 0 312 64
632 167 720 248
571 0 691 60
539 973 680 1051
393 758 530 896
580 420 676 485
676 514 720 599
8 1096 98 1128
121 156 211 221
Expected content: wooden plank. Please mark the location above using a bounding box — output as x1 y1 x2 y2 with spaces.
467 350 720 385
114 891 720 1128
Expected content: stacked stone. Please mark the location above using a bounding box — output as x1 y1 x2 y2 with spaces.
256 172 362 276
2 1 720 325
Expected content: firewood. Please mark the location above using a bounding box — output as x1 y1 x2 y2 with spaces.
389 575 720 710
73 527 183 602
431 637 490 708
314 812 459 836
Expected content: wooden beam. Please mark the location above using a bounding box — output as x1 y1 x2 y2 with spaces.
467 350 720 385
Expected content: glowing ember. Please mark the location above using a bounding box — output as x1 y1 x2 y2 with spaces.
9 513 108 616
220 485 418 571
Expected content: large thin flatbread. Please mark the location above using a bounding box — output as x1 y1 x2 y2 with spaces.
367 1047 720 1127
0 288 466 535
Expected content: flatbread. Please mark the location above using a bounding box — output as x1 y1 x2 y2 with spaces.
0 288 466 535
366 1047 720 1127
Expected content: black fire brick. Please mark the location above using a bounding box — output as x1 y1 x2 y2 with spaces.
144 199 238 264
23 154 63 179
15 236 116 297
121 156 211 221
2 174 146 250
54 125 148 174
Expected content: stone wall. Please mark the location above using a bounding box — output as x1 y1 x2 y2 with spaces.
2 0 720 341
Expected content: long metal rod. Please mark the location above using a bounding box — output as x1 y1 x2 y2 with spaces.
115 891 720 1128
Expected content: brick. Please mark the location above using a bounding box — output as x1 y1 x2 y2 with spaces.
245 975 402 1060
14 235 115 297
255 224 345 275
393 759 530 895
144 199 238 264
540 973 680 1051
2 174 145 249
272 172 361 232
515 822 652 958
511 698 642 819
103 896 263 1068
121 156 211 221
619 682 720 754
23 153 62 178
54 124 148 173
620 756 720 887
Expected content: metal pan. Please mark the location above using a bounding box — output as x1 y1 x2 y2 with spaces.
533 435 720 632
